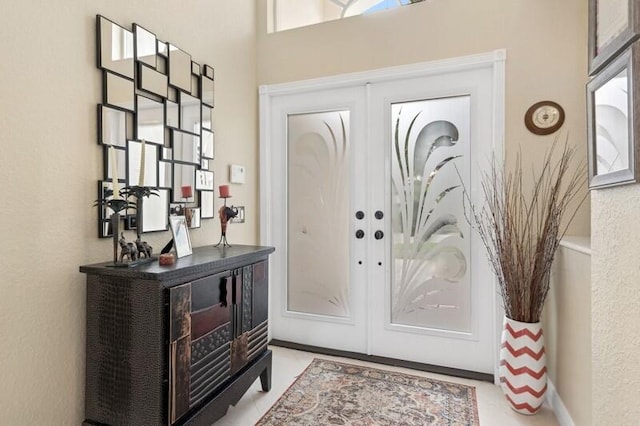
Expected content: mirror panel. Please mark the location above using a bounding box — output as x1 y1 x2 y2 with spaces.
168 44 191 92
104 146 126 181
195 170 214 191
173 163 196 202
134 24 157 68
166 100 179 128
158 160 172 189
172 130 201 165
142 188 169 232
97 15 134 79
139 63 167 98
201 76 214 107
200 191 215 218
203 65 214 80
180 93 201 134
99 105 127 147
202 105 213 130
188 207 201 229
127 140 159 187
136 95 165 145
201 129 215 159
105 72 134 112
157 40 168 57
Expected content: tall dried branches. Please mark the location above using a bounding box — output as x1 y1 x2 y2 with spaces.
465 140 586 323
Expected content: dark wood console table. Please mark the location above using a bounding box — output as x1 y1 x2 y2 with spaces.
80 245 275 425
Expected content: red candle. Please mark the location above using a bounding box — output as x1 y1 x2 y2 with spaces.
219 184 230 198
181 185 193 199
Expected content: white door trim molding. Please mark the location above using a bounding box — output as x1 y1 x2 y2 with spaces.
259 50 506 379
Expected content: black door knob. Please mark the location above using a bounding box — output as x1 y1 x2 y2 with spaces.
355 211 365 220
375 211 384 219
374 230 384 240
355 229 365 239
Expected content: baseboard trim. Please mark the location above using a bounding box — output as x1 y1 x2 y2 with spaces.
546 379 575 426
269 339 494 383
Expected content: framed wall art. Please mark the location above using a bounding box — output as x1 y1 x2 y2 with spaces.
588 0 640 75
587 41 640 188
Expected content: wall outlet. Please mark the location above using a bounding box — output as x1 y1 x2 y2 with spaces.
232 206 245 223
230 164 246 184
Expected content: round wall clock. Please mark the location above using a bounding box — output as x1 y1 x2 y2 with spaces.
524 101 565 135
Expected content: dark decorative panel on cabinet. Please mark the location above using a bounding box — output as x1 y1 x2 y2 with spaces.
80 245 274 426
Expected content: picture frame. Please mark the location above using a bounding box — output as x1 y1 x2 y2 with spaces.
587 41 640 189
169 215 193 258
588 0 640 75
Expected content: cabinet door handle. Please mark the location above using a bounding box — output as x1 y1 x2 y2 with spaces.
374 230 384 240
355 229 365 239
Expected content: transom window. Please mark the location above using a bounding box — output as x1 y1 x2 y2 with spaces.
268 0 425 33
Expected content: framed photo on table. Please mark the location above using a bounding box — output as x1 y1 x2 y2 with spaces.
169 215 192 258
587 41 640 188
588 0 640 75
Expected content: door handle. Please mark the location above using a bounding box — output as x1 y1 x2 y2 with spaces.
374 211 384 219
355 211 365 220
374 230 384 240
355 229 365 239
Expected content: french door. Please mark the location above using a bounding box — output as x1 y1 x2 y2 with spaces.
260 51 505 375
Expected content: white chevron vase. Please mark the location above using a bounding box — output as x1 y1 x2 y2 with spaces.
499 316 547 415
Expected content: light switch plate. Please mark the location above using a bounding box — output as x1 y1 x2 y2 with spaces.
230 164 245 184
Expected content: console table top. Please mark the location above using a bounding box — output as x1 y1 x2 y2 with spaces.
80 244 275 282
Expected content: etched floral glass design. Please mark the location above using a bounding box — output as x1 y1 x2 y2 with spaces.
287 111 350 318
391 96 471 332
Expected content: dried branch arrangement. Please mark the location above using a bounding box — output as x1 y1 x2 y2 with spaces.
465 141 586 323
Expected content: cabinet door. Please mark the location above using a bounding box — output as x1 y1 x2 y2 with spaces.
168 272 234 424
247 261 268 362
169 283 191 424
190 272 233 408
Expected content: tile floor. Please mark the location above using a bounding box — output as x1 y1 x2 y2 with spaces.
215 346 559 425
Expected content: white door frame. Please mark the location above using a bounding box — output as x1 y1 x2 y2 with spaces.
259 49 506 381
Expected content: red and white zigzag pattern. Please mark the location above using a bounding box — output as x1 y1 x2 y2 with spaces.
499 317 547 415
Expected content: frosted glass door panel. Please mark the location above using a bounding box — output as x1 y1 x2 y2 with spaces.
287 111 350 318
391 96 471 332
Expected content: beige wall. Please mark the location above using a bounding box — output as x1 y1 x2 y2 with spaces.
0 1 257 423
258 0 590 236
545 241 592 425
592 187 640 425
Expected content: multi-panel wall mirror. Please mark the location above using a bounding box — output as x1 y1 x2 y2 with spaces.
96 15 216 237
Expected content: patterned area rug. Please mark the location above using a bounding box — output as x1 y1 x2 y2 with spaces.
256 358 479 425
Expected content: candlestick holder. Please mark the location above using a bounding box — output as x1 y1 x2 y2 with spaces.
118 186 159 266
94 189 134 265
214 196 239 248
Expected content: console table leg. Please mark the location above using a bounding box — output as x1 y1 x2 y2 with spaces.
260 362 272 392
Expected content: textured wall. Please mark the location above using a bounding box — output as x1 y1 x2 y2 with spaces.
592 187 640 425
0 1 257 423
545 241 592 425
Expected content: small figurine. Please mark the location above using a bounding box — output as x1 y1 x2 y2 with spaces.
136 237 153 259
119 233 139 262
